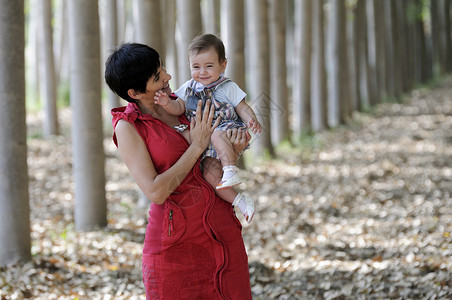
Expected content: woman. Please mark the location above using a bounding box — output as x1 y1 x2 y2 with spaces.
105 43 252 299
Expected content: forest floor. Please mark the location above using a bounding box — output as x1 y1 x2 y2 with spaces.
1 76 452 300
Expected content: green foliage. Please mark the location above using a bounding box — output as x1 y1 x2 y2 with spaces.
271 132 324 162
57 80 71 108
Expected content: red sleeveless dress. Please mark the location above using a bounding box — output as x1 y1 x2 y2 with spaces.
111 102 252 300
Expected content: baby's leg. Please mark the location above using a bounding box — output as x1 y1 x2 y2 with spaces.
202 157 237 204
202 157 255 223
211 130 243 190
211 130 237 167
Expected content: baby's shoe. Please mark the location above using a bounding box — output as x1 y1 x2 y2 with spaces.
216 166 242 190
233 193 255 224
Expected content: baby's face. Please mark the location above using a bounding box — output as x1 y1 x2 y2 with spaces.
189 47 226 86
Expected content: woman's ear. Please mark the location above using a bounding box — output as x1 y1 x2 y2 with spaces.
128 89 141 100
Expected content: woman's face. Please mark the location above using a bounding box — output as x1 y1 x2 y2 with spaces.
189 47 226 86
145 65 172 96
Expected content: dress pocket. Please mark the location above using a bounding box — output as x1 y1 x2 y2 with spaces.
161 200 187 246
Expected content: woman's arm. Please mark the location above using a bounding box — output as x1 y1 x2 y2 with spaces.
116 100 218 205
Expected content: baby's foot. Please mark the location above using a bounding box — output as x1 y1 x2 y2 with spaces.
216 166 242 190
233 194 255 223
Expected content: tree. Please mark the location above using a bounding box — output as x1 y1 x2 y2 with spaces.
269 0 289 144
445 0 452 72
383 0 395 98
0 0 31 266
247 0 274 155
133 0 164 55
100 0 120 111
68 0 107 231
162 0 178 86
365 0 378 106
355 0 371 109
293 0 312 137
176 0 202 83
328 0 350 127
204 0 220 34
37 0 58 136
222 0 245 90
372 0 387 100
311 0 327 131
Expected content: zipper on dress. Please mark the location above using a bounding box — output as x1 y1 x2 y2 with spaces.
168 209 173 236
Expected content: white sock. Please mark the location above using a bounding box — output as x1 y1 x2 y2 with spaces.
232 193 247 215
221 165 238 181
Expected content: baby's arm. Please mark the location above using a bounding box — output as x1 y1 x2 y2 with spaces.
154 90 186 116
235 100 262 134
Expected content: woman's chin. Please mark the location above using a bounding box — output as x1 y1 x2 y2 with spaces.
163 85 172 95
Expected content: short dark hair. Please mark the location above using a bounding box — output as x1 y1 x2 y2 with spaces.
105 43 161 103
188 34 226 63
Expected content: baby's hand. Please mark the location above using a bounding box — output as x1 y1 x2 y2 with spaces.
154 90 170 106
247 119 262 134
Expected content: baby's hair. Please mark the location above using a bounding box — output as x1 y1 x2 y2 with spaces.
188 33 226 63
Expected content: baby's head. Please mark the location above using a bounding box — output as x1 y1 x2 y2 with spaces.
188 34 226 64
188 34 227 86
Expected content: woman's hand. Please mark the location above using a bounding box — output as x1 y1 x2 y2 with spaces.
189 100 220 151
227 128 251 156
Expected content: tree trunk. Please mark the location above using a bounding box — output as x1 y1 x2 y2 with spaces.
383 0 395 98
328 0 350 127
222 0 245 89
311 0 327 131
37 0 59 136
442 0 452 72
0 0 31 266
373 0 386 100
293 0 312 137
247 0 274 155
100 0 120 111
204 0 220 34
430 0 442 75
133 0 164 55
68 0 107 231
365 0 378 106
355 0 370 108
176 0 203 83
412 0 429 84
162 0 178 87
54 0 69 87
347 3 359 112
269 0 289 144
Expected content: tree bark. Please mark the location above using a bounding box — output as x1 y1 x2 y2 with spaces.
100 0 120 111
0 0 31 266
176 0 203 83
162 0 178 86
133 0 164 55
328 0 350 127
311 0 327 131
384 0 395 98
365 0 378 106
269 0 289 144
293 0 312 137
37 0 59 136
222 0 245 89
68 0 107 231
247 0 274 155
204 0 220 34
373 0 386 100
